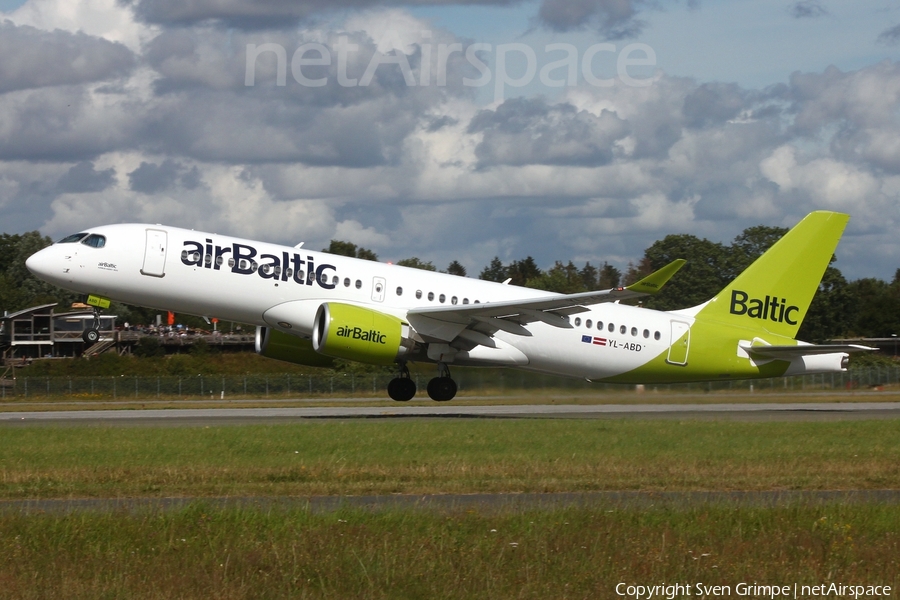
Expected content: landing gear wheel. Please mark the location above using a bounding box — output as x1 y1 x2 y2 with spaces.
427 377 457 402
82 306 103 344
387 364 416 401
387 377 417 401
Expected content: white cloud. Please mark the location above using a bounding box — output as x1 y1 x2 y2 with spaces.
760 145 880 209
8 0 155 51
1 3 899 281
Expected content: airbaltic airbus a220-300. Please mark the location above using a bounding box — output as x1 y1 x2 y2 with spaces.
26 211 872 401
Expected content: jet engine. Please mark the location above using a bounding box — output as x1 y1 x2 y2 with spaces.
255 327 335 368
312 302 414 365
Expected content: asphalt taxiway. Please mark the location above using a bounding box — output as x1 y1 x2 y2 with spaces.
2 401 900 426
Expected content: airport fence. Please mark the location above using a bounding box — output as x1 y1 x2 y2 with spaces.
0 366 898 401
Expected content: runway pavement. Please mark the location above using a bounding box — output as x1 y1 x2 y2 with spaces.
2 401 900 425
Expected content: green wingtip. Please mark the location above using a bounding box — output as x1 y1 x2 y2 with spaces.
625 259 686 294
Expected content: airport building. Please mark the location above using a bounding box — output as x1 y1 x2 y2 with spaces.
0 303 117 362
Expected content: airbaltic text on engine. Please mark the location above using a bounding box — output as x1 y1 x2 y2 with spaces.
729 290 799 324
336 326 387 344
181 239 336 289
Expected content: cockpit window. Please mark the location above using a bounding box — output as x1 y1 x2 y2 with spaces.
58 233 89 243
81 234 106 248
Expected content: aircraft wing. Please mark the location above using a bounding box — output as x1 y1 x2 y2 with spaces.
406 259 685 343
740 343 877 358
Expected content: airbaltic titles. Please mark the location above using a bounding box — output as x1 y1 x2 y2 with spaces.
181 238 337 289
729 290 800 325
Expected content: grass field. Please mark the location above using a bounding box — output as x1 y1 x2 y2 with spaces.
2 418 898 598
1 419 899 498
1 503 898 599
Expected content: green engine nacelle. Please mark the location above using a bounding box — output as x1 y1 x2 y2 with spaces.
255 326 335 368
312 303 406 366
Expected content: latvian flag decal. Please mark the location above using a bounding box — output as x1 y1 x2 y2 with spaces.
581 335 607 346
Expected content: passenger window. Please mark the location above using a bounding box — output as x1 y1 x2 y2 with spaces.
428 292 434 301
396 287 403 296
608 323 615 333
344 278 350 287
463 298 469 304
654 331 661 340
451 296 458 305
620 325 626 334
439 294 446 303
574 318 582 326
597 321 603 330
643 329 649 338
355 280 362 289
585 319 592 328
416 290 422 299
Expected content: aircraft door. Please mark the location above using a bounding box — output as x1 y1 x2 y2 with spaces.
666 320 690 365
141 229 167 277
372 276 386 302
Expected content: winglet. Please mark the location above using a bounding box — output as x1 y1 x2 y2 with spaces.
625 259 686 295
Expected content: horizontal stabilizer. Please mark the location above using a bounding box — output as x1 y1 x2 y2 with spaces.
740 343 877 358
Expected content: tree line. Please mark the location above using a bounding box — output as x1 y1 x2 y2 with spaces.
2 229 898 343
321 230 900 343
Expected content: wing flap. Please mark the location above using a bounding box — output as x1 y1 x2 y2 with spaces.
406 259 686 343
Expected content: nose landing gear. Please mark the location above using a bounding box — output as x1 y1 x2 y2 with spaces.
82 308 102 344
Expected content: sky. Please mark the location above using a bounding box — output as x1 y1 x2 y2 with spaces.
1 0 899 282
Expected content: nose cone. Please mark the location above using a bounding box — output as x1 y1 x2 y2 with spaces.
25 247 56 282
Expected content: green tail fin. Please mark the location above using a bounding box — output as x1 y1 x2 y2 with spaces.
695 211 849 338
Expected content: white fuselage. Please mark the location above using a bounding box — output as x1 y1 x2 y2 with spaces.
26 223 680 380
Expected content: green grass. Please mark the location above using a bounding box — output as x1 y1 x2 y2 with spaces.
0 503 897 599
1 420 899 499
1 419 898 598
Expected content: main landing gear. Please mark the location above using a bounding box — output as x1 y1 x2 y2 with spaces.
386 363 459 402
387 364 417 402
82 308 102 344
426 362 457 402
